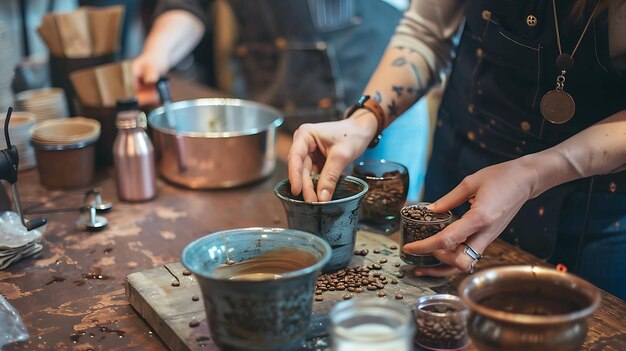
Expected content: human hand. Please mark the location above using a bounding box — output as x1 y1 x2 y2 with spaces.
403 157 539 276
132 51 168 106
287 112 377 202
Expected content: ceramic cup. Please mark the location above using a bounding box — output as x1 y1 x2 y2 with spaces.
274 175 368 272
182 227 331 351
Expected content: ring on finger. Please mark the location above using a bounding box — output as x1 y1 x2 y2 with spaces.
460 243 484 261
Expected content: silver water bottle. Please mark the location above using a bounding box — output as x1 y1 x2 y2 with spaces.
113 98 156 201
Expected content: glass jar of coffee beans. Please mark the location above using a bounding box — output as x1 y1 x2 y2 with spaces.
414 294 470 350
400 203 452 266
352 160 409 233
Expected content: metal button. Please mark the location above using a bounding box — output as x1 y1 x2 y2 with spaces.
482 10 492 21
468 104 475 113
526 15 538 27
520 121 531 132
275 37 287 49
476 48 484 58
235 45 248 56
318 98 332 109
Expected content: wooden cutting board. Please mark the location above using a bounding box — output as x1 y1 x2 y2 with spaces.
125 231 451 351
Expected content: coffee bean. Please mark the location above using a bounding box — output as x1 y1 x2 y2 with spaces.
171 281 180 287
367 285 377 291
192 295 200 301
372 263 382 270
315 296 323 302
394 263 401 267
315 290 322 295
378 291 386 297
396 272 405 278
379 258 387 264
182 269 192 276
391 278 398 284
355 287 364 293
348 287 355 292
354 250 361 255
343 294 352 300
189 320 200 328
372 272 381 277
395 293 404 300
373 249 381 254
361 249 369 256
390 245 398 250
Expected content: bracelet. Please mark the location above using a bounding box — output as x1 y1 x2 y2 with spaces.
343 95 385 148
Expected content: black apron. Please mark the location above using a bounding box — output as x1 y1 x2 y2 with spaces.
226 0 402 131
424 0 626 259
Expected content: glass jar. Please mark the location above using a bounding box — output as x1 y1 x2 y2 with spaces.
352 159 409 233
400 203 452 266
414 294 470 350
330 299 415 351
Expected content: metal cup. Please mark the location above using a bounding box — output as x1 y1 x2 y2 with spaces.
182 227 331 351
274 175 368 272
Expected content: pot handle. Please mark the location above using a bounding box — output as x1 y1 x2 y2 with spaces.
155 76 172 105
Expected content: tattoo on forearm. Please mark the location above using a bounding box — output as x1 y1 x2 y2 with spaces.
610 163 626 173
391 57 407 67
392 85 404 97
374 91 382 103
387 99 398 118
409 63 423 91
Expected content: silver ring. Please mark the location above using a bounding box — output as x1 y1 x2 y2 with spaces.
461 243 484 261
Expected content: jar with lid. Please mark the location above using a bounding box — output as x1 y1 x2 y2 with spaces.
113 98 156 201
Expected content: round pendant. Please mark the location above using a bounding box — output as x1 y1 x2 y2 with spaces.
540 90 576 124
556 53 575 71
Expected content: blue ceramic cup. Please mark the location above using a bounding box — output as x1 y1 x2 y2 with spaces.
181 227 331 351
274 175 368 272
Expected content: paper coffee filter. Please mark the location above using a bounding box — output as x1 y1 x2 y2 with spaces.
31 117 100 145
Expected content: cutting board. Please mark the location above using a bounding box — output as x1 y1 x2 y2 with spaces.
125 231 451 351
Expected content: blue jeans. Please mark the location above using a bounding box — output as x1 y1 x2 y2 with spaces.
550 191 626 301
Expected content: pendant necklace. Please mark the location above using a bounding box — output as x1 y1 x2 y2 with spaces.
540 0 600 124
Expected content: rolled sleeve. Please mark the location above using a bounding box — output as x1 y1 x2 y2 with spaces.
389 0 466 89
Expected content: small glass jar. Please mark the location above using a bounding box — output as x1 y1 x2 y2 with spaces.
330 299 415 351
352 159 409 233
400 203 452 266
414 294 470 351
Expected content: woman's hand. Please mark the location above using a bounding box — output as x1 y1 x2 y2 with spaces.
132 52 168 106
403 157 539 276
288 111 378 202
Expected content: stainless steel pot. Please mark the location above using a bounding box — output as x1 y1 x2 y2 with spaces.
148 98 284 189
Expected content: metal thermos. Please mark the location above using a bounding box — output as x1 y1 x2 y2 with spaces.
113 99 156 201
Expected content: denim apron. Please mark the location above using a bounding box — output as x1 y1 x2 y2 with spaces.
423 0 626 297
226 0 401 131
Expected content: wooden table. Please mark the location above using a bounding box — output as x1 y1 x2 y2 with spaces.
2 78 625 351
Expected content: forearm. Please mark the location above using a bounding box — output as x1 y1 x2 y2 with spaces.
142 10 205 70
522 109 626 198
362 46 432 128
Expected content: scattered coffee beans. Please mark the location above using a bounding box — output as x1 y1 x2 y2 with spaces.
354 249 369 256
395 293 404 300
182 269 192 276
171 281 180 287
377 291 386 297
394 262 401 267
315 296 324 302
379 258 387 264
189 320 200 328
390 245 398 250
373 249 381 254
192 295 200 302
343 294 352 300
